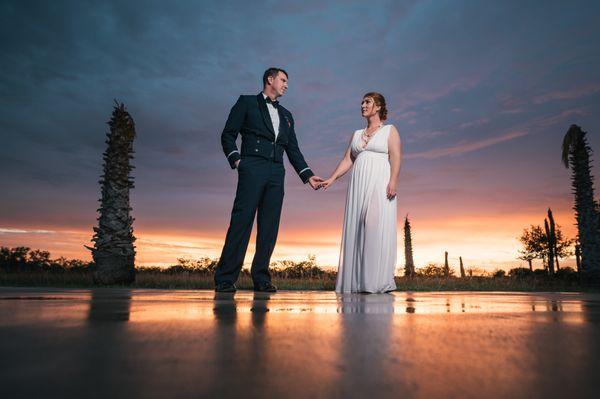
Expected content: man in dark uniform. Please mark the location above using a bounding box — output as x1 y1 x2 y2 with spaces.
215 67 323 292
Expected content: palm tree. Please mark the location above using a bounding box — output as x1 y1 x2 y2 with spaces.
404 215 415 278
562 124 600 283
86 102 137 284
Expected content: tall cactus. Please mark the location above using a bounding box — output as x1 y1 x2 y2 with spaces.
444 251 450 278
86 101 137 284
547 208 560 270
403 215 415 278
459 256 466 278
561 124 600 284
544 217 555 275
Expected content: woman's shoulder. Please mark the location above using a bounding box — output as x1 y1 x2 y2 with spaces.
385 124 399 135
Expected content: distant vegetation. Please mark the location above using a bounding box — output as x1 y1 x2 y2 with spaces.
517 208 576 272
0 246 586 291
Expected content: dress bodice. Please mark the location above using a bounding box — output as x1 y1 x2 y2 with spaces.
351 124 391 159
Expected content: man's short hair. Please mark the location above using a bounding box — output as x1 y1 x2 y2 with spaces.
263 67 288 87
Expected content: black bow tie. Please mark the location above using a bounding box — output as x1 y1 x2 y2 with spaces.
266 97 279 108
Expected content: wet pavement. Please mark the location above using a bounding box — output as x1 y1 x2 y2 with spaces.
1 287 599 398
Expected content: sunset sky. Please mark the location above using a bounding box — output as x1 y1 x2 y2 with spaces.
1 0 599 273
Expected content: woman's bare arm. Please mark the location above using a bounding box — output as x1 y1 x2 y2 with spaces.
320 134 356 190
387 125 402 199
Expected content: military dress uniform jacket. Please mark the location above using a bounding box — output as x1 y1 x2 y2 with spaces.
220 92 315 183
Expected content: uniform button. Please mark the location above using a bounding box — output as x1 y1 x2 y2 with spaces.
257 139 260 143
255 149 259 152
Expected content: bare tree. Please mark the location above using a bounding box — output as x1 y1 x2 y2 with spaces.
518 223 573 272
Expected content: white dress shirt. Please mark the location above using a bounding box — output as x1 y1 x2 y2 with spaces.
262 92 280 140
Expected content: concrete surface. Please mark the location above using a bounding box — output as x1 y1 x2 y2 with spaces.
1 287 599 398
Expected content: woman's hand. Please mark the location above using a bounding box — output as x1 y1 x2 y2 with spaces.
386 182 397 200
320 177 335 190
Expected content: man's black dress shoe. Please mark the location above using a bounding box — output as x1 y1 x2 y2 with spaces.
215 282 237 292
253 281 277 292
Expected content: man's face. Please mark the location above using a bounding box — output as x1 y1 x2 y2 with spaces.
269 72 288 98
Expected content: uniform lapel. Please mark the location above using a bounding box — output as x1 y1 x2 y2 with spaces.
256 93 276 139
276 106 288 144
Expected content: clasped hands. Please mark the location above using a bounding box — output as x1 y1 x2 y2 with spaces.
234 163 396 199
308 175 397 199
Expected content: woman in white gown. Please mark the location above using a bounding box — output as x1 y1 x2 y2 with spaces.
320 92 402 293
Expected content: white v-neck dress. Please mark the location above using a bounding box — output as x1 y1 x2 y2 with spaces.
335 124 398 293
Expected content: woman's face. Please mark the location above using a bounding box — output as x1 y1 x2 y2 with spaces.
361 97 381 119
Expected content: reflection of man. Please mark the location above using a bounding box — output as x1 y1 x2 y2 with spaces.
214 67 323 293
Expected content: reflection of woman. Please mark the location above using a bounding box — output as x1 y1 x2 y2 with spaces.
321 92 401 293
336 293 395 313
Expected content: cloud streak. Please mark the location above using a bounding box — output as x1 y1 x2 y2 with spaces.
406 130 529 159
0 228 55 235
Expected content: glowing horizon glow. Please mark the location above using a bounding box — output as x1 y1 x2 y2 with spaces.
0 205 579 273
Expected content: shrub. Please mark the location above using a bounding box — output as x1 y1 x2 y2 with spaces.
417 263 454 278
555 267 578 281
492 269 506 278
533 269 548 277
508 267 533 279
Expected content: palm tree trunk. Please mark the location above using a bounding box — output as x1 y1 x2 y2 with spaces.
562 125 600 285
87 102 137 285
575 244 582 273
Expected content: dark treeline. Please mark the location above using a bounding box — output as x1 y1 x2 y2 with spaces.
414 262 578 282
161 254 336 280
0 246 92 272
0 246 579 282
0 246 588 291
0 246 334 279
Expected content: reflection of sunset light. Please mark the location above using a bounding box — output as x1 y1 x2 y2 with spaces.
3 289 594 398
391 292 586 322
116 291 590 320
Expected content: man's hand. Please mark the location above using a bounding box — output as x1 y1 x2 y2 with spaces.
308 176 324 190
235 160 240 169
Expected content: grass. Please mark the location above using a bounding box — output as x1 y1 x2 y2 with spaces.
0 270 336 290
0 269 592 292
395 275 585 292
